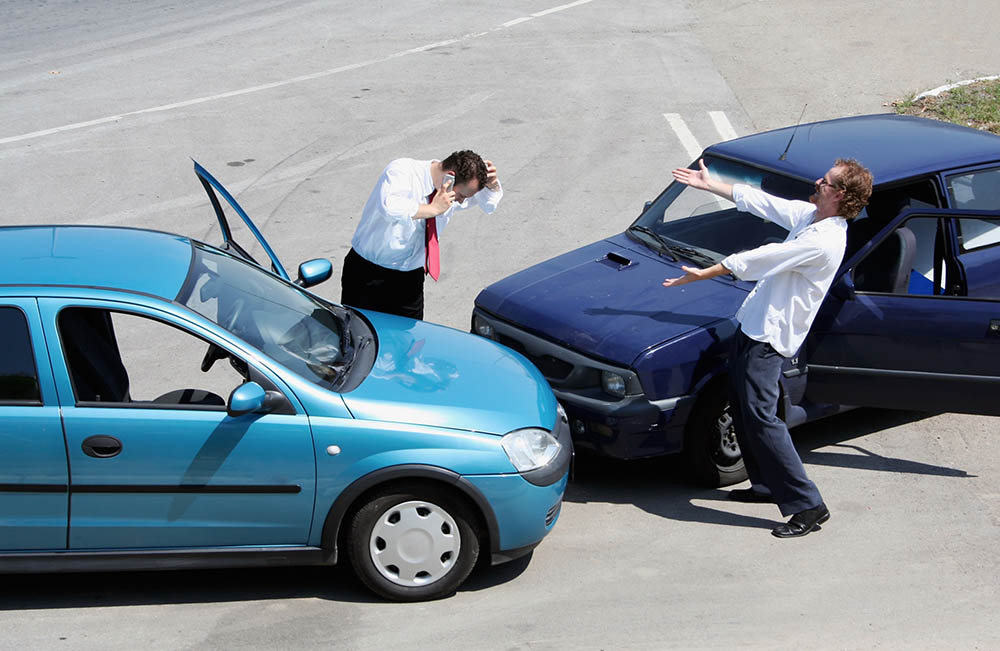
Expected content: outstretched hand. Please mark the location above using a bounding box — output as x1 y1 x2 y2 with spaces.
662 265 708 288
671 158 713 190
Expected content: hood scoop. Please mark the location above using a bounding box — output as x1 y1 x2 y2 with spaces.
598 252 634 270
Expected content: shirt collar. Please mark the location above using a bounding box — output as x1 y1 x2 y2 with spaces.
422 160 437 197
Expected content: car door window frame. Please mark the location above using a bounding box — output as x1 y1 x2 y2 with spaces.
0 304 44 407
50 301 296 414
944 164 1000 254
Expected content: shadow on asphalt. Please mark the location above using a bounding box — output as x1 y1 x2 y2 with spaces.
0 409 969 609
564 407 975 529
0 551 531 610
0 540 532 611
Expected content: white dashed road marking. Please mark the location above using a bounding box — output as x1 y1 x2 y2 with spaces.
709 110 739 142
663 113 704 161
665 111 743 161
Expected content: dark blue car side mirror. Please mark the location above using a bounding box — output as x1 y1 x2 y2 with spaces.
295 258 333 288
227 382 266 417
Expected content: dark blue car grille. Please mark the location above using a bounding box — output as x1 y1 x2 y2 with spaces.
498 335 574 380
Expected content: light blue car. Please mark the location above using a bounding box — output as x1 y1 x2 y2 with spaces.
0 162 570 601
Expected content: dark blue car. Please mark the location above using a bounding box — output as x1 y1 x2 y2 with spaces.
472 114 1000 486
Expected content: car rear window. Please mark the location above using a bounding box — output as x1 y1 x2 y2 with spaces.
0 306 41 404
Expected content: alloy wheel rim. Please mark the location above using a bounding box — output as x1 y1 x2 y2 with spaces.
369 500 461 587
713 407 742 466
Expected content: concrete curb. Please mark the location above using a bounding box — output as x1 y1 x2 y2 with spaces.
915 75 1000 99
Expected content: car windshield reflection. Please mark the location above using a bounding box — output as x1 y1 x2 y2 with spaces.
630 156 814 260
177 243 364 390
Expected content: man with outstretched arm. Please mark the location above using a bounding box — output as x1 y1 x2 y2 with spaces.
663 158 872 538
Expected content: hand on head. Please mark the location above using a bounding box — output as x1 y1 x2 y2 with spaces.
484 159 500 191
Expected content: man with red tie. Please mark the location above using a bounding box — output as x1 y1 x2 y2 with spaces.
341 150 502 320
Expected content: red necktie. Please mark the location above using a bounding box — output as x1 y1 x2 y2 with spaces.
425 189 441 281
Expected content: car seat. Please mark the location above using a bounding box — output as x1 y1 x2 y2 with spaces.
853 226 917 294
60 308 131 403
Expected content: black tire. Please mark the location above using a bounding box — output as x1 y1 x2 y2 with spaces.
681 382 747 487
346 483 480 602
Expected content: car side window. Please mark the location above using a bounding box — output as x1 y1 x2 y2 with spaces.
58 307 248 408
0 307 42 405
947 168 1000 253
852 217 944 296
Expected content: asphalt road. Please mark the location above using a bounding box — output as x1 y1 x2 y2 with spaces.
2 1 998 648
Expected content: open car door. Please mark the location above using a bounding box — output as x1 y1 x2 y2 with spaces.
805 208 1000 416
194 161 290 281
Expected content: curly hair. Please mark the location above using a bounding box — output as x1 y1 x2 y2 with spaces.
441 150 488 189
833 158 873 220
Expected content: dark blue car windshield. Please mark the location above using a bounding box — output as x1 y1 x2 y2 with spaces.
631 156 815 261
177 244 365 390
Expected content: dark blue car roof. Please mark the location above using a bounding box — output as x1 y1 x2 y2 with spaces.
706 114 1000 186
0 226 193 299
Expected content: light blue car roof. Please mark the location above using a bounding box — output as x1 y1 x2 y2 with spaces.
0 226 193 299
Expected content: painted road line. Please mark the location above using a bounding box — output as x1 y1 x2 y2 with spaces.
532 0 598 18
0 0 599 147
663 113 703 162
502 16 535 27
709 111 739 142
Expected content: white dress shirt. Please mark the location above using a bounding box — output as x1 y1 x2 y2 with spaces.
721 184 847 357
350 157 503 271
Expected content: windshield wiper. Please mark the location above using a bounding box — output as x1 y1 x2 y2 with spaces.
628 225 677 261
664 244 717 267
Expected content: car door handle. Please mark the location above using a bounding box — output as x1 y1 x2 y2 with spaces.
989 319 1000 338
82 435 122 458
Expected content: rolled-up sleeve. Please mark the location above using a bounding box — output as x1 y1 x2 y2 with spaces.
474 181 503 214
723 239 828 282
733 184 814 231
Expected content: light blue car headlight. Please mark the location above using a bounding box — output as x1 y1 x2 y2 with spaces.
501 428 561 472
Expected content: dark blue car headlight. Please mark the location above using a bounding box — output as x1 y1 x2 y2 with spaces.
501 428 561 472
601 370 627 398
472 314 497 340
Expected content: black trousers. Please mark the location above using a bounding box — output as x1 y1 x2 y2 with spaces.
728 329 823 516
340 248 425 320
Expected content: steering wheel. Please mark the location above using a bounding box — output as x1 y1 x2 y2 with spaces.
201 343 228 372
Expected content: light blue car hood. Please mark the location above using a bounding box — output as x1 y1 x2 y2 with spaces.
342 311 558 435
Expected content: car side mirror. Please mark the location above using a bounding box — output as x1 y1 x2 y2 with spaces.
642 200 652 215
295 258 333 288
227 381 266 417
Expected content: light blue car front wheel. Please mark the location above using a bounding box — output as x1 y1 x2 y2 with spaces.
347 483 481 601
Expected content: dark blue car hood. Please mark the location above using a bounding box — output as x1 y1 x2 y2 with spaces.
475 233 748 365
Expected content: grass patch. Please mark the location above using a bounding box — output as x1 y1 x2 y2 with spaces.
893 78 1000 135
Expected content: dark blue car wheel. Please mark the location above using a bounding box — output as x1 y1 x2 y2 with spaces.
347 484 481 602
681 383 748 487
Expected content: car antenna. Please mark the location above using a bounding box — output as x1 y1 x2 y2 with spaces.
779 104 808 161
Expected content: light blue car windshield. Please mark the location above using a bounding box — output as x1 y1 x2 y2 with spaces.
177 243 355 389
630 156 815 263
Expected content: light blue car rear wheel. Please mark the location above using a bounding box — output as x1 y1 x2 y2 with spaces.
347 484 481 601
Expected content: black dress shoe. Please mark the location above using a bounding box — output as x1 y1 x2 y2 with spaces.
727 488 774 503
771 503 830 538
